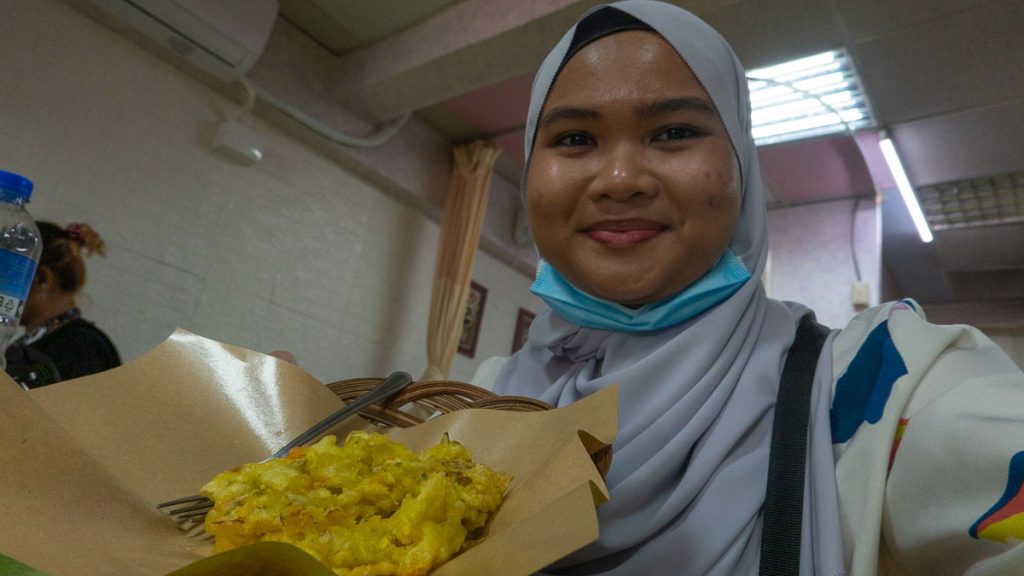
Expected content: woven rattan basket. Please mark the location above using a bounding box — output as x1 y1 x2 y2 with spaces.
327 377 612 479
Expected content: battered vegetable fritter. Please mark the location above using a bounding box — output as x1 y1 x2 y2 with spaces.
201 431 510 576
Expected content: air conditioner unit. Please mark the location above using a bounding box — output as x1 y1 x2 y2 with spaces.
70 0 279 82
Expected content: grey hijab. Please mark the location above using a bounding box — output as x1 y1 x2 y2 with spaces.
493 2 845 574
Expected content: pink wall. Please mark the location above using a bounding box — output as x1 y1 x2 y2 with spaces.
766 198 881 328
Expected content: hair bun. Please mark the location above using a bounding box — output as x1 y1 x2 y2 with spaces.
65 222 106 257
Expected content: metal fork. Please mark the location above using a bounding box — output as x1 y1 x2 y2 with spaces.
157 370 414 528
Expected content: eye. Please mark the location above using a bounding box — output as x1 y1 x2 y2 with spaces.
553 132 595 147
653 126 703 142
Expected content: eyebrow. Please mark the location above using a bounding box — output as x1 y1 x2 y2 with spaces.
538 96 718 129
538 106 601 128
635 97 718 119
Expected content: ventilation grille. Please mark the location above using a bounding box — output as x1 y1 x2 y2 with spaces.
918 171 1024 230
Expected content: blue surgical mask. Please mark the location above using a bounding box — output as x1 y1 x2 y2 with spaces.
530 250 752 332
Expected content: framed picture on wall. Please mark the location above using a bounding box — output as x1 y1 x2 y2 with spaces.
458 281 488 358
512 308 536 354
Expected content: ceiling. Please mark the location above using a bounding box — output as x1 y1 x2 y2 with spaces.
270 0 1024 326
142 0 1024 326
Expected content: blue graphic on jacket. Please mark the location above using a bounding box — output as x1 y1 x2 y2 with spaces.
830 320 908 443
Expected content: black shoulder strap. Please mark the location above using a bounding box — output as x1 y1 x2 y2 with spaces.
759 314 831 576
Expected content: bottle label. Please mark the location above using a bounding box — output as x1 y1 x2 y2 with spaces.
0 250 37 321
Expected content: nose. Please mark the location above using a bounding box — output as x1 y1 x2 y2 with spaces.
587 143 658 204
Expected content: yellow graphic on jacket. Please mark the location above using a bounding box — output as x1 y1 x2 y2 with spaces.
970 451 1024 544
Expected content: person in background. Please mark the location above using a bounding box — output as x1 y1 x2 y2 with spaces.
6 221 120 386
481 2 1024 574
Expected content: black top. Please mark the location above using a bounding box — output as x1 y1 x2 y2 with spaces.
6 317 121 388
4 343 61 389
33 317 121 381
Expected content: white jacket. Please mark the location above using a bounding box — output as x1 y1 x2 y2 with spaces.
833 300 1024 575
474 300 1024 575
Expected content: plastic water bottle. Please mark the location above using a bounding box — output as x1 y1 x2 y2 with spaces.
0 169 42 371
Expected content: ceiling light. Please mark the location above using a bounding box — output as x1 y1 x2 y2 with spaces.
747 49 875 146
879 136 934 243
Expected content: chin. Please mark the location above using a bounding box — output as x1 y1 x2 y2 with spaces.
584 273 694 307
587 284 661 307
557 262 682 306
611 295 660 308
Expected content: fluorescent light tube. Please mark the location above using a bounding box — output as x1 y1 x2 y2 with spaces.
879 137 934 243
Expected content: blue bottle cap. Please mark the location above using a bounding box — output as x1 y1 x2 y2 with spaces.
0 169 34 200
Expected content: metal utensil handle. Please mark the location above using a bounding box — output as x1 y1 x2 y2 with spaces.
266 371 413 460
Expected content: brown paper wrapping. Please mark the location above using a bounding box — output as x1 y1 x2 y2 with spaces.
0 329 617 575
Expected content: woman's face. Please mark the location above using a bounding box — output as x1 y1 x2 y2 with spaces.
526 30 740 306
20 268 52 327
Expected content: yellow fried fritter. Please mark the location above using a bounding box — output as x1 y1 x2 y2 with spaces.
200 431 510 576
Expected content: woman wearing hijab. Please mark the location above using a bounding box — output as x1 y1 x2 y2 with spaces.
488 2 1024 574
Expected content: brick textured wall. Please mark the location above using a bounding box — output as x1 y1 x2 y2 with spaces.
0 0 541 383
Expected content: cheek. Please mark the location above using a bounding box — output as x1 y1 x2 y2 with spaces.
700 167 739 211
524 177 558 243
525 162 576 219
524 176 548 221
527 158 570 200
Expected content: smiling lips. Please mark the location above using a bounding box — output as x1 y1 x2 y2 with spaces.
585 220 666 246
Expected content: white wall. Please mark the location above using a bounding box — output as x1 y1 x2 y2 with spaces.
766 198 881 329
0 0 541 384
983 330 1024 370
